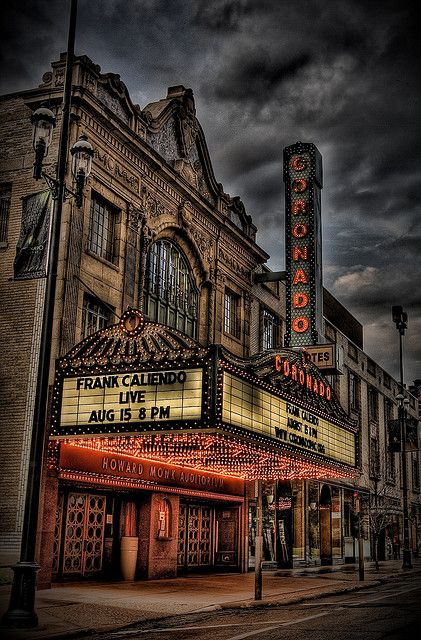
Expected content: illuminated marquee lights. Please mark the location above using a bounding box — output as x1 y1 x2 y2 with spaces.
50 434 357 481
274 354 331 400
221 372 354 466
49 310 357 481
283 142 323 348
58 368 203 431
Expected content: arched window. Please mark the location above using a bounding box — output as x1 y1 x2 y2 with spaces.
144 240 198 338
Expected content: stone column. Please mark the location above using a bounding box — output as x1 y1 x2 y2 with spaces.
122 205 144 311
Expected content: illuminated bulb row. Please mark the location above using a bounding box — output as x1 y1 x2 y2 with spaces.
58 434 357 481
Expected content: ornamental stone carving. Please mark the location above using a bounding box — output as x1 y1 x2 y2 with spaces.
83 70 96 92
190 228 213 264
142 224 156 248
128 205 145 230
174 159 198 189
219 246 250 280
54 68 65 86
94 148 139 191
177 91 198 157
215 269 227 287
178 200 194 228
145 194 173 219
40 72 52 87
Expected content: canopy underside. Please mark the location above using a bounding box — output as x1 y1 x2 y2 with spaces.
54 433 358 480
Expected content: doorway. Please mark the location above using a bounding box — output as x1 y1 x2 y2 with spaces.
177 503 212 570
54 492 107 577
276 481 293 568
320 484 332 564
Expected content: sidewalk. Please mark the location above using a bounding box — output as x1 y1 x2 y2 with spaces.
1 559 420 639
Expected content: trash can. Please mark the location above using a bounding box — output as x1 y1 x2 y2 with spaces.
120 536 139 580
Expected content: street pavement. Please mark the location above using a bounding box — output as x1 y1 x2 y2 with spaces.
1 559 420 640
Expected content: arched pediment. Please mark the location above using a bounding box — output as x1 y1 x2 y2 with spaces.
59 309 208 373
143 86 220 205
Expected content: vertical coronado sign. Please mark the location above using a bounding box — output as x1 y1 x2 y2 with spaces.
283 142 323 348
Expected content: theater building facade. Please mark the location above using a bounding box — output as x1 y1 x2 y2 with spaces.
0 54 419 583
44 308 357 581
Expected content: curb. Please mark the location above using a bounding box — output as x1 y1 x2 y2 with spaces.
2 569 420 640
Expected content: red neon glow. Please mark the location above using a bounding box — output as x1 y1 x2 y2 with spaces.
291 199 308 215
293 293 309 308
274 355 332 401
292 317 309 332
292 223 308 238
290 156 308 171
293 246 309 261
292 269 308 285
56 432 355 481
292 178 308 193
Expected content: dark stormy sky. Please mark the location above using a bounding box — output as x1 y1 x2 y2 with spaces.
1 0 420 386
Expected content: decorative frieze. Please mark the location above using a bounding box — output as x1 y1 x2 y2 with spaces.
94 148 140 192
218 246 251 281
145 193 175 219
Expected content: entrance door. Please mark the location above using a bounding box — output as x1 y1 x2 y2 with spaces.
59 492 106 576
320 484 332 564
177 504 212 570
215 507 238 566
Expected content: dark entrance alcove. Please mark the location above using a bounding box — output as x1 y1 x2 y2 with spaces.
276 480 293 568
320 484 332 565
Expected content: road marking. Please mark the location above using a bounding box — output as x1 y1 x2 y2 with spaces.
339 584 421 607
225 611 331 640
110 616 327 636
110 582 421 637
302 584 421 608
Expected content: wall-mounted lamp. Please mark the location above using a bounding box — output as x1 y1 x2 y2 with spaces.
31 102 94 208
70 134 94 207
31 105 56 180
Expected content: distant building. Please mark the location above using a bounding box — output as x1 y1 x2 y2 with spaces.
0 54 419 585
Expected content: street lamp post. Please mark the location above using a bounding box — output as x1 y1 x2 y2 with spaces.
392 305 412 569
2 0 93 628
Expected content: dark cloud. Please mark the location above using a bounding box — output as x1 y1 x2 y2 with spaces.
0 0 420 384
213 51 311 102
192 0 254 31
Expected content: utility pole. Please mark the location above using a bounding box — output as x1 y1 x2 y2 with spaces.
355 492 364 581
2 0 79 628
255 479 263 600
392 305 412 569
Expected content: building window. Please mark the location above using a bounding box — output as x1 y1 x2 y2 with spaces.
88 193 118 263
370 437 380 479
383 372 391 389
144 240 198 338
0 183 11 245
261 308 279 350
413 455 420 492
367 358 376 377
385 398 396 482
368 386 378 423
324 321 336 343
224 289 241 338
348 343 358 362
81 293 112 338
349 371 360 412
